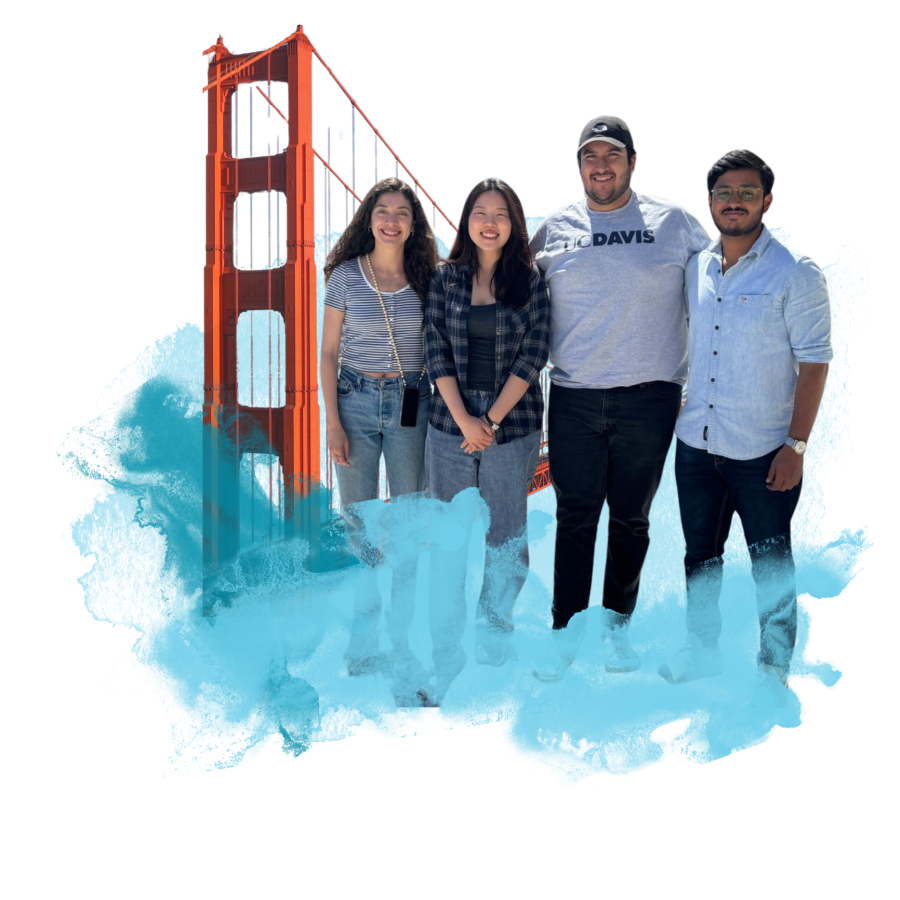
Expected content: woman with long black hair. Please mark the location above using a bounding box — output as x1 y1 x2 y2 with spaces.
424 178 549 700
321 178 438 694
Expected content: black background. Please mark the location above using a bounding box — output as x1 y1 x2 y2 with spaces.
58 19 877 803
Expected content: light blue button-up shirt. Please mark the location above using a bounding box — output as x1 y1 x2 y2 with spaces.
676 226 832 460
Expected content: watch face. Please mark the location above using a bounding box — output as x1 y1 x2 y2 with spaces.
795 441 807 454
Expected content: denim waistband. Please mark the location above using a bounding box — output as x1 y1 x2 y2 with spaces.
464 389 496 399
339 365 427 390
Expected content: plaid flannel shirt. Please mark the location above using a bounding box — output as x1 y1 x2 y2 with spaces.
424 262 550 444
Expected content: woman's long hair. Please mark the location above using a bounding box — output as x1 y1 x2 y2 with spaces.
323 178 439 301
446 178 533 309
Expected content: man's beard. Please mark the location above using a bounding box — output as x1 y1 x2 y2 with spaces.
585 170 631 208
716 206 763 237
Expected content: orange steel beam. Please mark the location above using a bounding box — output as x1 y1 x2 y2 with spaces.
282 26 321 536
307 41 457 232
255 85 289 124
203 35 238 577
528 455 551 496
254 84 362 203
203 26 320 592
202 28 300 93
312 150 361 203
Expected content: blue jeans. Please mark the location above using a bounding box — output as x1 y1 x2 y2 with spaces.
548 380 682 628
675 439 801 672
426 391 541 657
335 366 430 561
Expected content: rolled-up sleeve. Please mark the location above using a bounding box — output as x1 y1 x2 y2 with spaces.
785 257 833 363
508 270 551 385
424 269 458 381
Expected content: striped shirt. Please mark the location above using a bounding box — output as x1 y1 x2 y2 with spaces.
425 263 550 444
324 257 425 374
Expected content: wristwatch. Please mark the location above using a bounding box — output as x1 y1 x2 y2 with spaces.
484 413 501 432
785 437 807 455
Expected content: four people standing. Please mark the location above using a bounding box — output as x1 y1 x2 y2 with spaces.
318 128 833 708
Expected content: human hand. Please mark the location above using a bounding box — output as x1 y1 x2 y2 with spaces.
327 423 351 466
460 415 494 453
766 445 802 491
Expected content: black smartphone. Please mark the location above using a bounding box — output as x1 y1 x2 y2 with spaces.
399 386 419 428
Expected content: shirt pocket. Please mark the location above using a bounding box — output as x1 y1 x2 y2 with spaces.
732 293 775 335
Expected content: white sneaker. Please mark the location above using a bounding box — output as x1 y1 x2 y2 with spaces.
533 618 585 682
658 634 724 684
604 620 641 673
750 664 792 709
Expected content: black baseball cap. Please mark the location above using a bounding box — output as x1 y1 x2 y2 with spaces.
577 116 634 156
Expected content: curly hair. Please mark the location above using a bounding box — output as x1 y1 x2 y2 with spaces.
446 178 533 309
323 178 439 301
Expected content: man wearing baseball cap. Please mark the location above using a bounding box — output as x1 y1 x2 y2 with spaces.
531 116 709 681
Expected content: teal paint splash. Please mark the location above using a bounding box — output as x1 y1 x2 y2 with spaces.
61 238 866 773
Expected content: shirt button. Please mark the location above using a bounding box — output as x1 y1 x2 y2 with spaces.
713 351 718 355
714 325 720 330
717 297 722 302
709 404 714 409
711 378 716 382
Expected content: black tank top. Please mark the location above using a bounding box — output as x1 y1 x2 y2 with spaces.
467 303 497 391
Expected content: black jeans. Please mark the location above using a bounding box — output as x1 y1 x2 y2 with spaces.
548 380 682 629
675 439 800 672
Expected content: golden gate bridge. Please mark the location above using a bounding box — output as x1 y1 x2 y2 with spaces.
202 25 551 583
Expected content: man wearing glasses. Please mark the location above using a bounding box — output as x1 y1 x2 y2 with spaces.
659 150 832 708
530 117 709 681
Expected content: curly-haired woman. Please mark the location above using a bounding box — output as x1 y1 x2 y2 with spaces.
321 178 439 691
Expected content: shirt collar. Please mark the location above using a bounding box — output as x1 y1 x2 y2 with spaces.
582 191 637 217
709 224 773 262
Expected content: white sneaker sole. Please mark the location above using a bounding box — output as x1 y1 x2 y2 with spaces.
658 657 724 684
656 652 725 684
604 644 642 673
605 657 642 673
532 661 567 682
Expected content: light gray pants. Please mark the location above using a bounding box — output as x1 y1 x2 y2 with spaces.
426 415 540 657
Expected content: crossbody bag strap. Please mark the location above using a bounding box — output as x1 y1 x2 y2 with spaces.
365 254 426 387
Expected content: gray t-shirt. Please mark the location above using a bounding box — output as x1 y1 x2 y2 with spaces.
530 192 710 388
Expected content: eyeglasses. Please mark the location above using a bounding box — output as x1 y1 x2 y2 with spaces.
711 186 766 203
